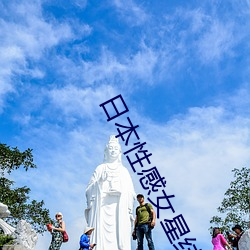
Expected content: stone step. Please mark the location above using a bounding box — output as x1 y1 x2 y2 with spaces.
1 245 26 250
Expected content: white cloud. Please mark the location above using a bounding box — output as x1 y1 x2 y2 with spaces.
127 43 158 84
112 0 148 26
0 45 25 111
159 7 240 67
0 1 75 110
82 48 127 85
224 84 250 114
189 8 210 33
0 2 73 58
73 0 87 9
81 45 158 87
196 20 235 63
48 84 118 119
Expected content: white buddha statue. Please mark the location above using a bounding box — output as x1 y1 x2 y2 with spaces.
85 135 136 250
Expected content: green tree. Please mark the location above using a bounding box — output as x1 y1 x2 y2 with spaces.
0 143 52 233
210 167 250 232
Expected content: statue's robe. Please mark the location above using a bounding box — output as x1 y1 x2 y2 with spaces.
239 229 250 250
85 163 136 250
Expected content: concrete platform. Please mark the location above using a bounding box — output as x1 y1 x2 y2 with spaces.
1 245 26 250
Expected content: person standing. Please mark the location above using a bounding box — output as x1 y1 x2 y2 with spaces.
230 225 244 250
79 227 96 250
211 227 232 250
133 194 156 250
49 212 66 250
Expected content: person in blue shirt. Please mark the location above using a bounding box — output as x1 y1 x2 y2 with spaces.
79 227 96 250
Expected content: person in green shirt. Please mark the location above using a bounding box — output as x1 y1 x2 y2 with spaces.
133 194 156 250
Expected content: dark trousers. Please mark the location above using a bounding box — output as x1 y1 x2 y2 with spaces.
136 223 155 250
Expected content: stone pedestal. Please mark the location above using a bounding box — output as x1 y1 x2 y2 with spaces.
2 246 26 250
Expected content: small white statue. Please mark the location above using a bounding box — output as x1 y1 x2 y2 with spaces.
13 220 38 250
85 135 136 250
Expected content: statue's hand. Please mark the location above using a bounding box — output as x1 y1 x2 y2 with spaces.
87 195 95 208
130 213 135 222
88 201 93 208
101 171 108 181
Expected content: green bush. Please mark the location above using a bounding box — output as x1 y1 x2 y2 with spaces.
0 234 14 246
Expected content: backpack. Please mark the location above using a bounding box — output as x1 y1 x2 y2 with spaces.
136 203 154 229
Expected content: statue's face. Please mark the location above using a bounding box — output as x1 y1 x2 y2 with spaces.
107 142 120 160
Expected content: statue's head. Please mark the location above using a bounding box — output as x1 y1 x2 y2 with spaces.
0 202 10 218
104 135 122 163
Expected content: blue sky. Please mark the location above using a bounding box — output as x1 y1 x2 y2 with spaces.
1 0 250 249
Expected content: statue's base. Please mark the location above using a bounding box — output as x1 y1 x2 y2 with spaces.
1 245 26 250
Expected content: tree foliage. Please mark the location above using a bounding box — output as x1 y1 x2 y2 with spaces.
210 167 250 232
0 234 14 246
0 143 52 233
0 144 36 175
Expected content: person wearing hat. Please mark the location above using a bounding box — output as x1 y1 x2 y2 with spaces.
133 194 156 250
48 212 66 250
230 225 244 250
79 227 96 250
